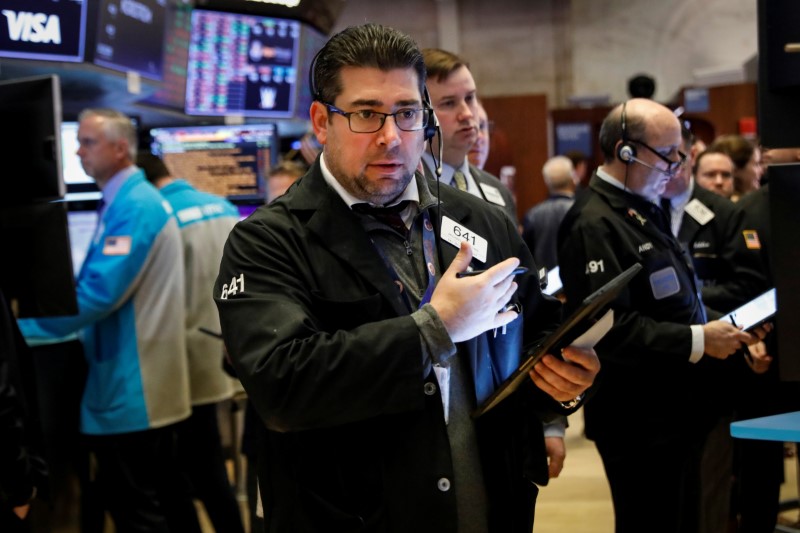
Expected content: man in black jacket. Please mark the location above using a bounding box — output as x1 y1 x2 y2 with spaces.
1 290 46 532
661 135 772 533
215 23 599 533
558 98 756 533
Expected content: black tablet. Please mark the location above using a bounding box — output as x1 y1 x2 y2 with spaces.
473 262 643 417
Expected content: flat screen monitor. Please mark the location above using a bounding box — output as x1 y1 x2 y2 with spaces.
185 9 301 118
0 202 78 318
66 207 98 275
150 123 278 203
0 0 87 62
193 0 345 35
60 121 102 202
0 75 65 205
138 2 191 111
0 74 77 317
92 0 167 80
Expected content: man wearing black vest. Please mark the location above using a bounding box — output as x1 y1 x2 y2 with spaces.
558 98 758 533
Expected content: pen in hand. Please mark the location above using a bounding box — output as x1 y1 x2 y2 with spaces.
456 266 529 279
729 316 754 364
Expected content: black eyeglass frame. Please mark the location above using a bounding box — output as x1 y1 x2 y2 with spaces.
321 102 432 134
630 139 687 174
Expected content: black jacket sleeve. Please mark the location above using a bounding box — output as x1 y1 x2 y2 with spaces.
0 293 44 507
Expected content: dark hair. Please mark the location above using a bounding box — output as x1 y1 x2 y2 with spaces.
564 150 588 167
312 23 426 105
598 103 647 163
708 134 755 171
692 148 733 176
136 151 171 183
422 48 469 83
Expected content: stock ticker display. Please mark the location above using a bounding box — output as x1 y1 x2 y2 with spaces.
185 9 300 118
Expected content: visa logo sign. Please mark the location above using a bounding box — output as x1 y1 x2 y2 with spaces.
2 10 62 44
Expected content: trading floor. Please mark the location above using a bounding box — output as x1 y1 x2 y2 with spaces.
534 411 800 533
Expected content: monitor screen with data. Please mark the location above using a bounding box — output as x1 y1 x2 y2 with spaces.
150 123 278 203
185 9 301 118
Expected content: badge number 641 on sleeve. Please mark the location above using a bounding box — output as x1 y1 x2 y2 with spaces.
221 274 245 299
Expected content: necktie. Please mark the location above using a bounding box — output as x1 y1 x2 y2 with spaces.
352 200 413 237
452 170 468 191
659 198 673 236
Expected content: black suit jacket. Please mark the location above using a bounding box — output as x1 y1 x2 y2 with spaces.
215 161 565 532
676 184 768 313
673 185 769 423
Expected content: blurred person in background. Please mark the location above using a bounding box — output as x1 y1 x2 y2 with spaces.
137 151 245 533
468 101 491 170
709 135 763 202
692 148 736 200
522 156 578 271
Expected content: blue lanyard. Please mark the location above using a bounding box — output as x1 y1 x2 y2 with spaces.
369 210 437 312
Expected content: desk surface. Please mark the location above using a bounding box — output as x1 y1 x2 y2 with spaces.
730 411 800 442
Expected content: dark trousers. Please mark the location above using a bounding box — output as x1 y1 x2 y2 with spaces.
243 401 265 533
175 402 245 533
731 439 783 533
29 340 87 533
595 434 703 533
0 508 31 533
88 424 197 533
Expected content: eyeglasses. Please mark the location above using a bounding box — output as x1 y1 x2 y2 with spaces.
630 139 687 175
322 102 432 134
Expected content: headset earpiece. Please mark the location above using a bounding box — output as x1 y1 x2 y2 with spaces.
617 100 636 164
423 86 437 141
308 47 323 102
618 144 636 163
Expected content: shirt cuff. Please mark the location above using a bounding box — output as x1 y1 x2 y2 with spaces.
543 416 567 438
689 324 705 363
413 303 457 371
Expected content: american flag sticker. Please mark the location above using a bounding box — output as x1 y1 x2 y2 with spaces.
742 230 761 250
103 236 132 256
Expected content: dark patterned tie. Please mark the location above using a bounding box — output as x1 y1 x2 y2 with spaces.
352 200 413 237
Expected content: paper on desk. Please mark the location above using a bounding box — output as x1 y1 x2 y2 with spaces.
563 309 613 360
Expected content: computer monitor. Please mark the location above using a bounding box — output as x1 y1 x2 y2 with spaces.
137 2 192 111
60 120 102 202
66 206 99 275
0 74 77 317
150 123 279 203
185 9 302 118
91 0 168 80
0 74 65 205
